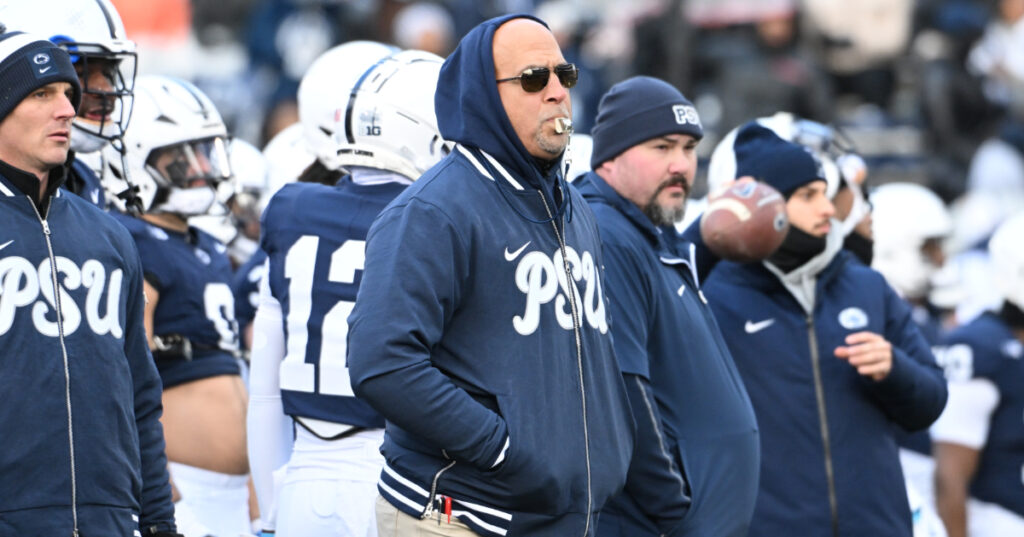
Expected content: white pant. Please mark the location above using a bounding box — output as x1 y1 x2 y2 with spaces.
274 427 385 537
968 497 1024 537
170 462 251 537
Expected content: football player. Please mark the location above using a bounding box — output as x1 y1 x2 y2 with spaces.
0 0 136 208
230 126 313 360
102 74 251 536
247 44 449 537
932 213 1024 537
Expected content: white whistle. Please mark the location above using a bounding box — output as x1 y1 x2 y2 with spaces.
554 117 573 134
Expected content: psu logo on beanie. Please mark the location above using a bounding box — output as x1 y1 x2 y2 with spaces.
673 104 701 127
32 51 54 77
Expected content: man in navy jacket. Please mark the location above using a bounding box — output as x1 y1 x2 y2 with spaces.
703 123 948 537
0 31 177 536
347 14 634 537
578 76 759 537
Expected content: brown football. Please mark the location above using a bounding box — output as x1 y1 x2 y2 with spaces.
700 179 789 262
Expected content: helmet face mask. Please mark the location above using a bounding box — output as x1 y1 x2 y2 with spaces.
68 50 136 152
145 137 232 191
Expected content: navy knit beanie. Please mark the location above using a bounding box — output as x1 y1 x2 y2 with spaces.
590 76 703 169
0 30 82 124
733 122 824 199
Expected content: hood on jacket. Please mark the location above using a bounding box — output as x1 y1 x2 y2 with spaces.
764 221 847 314
435 13 560 191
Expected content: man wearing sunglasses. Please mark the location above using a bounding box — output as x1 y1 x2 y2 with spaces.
348 14 633 537
577 76 760 537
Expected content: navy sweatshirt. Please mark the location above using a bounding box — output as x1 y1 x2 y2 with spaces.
347 14 634 537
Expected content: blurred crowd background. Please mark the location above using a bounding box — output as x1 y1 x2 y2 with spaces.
111 0 1024 296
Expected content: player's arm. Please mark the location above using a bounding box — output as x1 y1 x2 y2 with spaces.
602 240 690 532
124 246 177 533
247 266 293 533
347 200 508 470
931 377 999 537
844 280 948 431
143 279 159 350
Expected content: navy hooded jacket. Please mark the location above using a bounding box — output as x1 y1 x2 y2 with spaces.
703 242 947 537
346 14 634 537
578 172 759 537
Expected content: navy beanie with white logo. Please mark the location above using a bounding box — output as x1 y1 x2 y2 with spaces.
590 76 703 169
733 122 824 199
0 31 82 124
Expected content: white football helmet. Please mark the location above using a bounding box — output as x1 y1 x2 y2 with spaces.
870 183 953 300
103 75 231 217
226 138 270 262
707 112 869 236
262 122 313 197
299 44 449 180
0 0 136 153
298 41 398 171
989 212 1024 310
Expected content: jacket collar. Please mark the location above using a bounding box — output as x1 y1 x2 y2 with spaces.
578 172 664 241
0 158 68 214
723 235 852 313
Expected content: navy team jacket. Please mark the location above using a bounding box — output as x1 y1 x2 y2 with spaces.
347 13 634 537
578 172 759 537
704 251 947 537
0 168 175 535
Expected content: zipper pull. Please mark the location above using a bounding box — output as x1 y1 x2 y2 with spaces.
42 220 51 235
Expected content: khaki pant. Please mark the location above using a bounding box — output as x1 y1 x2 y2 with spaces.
375 495 479 537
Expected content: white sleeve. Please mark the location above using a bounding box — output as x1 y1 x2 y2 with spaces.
930 378 1001 449
246 264 292 531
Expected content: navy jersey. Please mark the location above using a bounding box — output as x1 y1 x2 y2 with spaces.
113 212 240 387
897 304 948 455
937 313 1024 516
232 248 267 330
64 158 106 209
260 178 407 429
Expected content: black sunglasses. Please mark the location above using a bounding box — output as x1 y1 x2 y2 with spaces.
496 63 579 93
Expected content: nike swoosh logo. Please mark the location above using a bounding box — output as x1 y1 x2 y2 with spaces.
504 241 531 261
744 318 775 334
39 66 52 74
0 239 13 251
